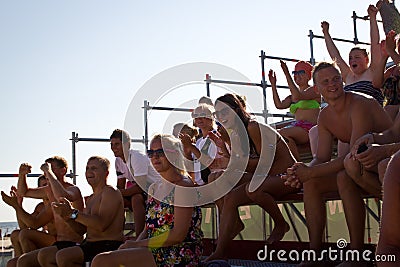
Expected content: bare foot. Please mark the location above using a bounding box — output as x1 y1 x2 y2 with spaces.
266 221 290 244
1 191 18 208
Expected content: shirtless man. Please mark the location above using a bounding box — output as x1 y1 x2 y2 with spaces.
283 62 391 266
1 175 56 258
16 156 84 267
50 156 125 267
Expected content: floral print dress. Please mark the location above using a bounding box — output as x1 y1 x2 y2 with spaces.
145 194 203 266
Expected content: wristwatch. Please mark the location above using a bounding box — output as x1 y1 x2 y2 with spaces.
70 209 79 220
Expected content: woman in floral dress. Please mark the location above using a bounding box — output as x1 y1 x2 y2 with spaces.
91 134 203 267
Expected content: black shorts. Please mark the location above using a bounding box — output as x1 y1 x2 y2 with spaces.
80 239 123 262
52 241 78 250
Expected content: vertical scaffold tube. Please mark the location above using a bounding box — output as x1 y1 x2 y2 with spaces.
71 132 77 185
144 100 149 150
260 50 268 124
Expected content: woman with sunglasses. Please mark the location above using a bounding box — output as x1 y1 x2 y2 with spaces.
205 93 300 261
269 60 320 160
92 134 203 267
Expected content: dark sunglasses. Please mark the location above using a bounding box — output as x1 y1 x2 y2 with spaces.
214 107 230 118
292 70 306 75
191 112 212 119
147 148 165 158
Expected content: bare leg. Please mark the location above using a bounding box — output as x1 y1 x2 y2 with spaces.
56 246 84 267
6 257 18 267
10 230 22 257
376 152 400 267
303 175 338 250
344 153 381 198
91 248 156 267
378 158 390 184
279 127 310 161
247 175 299 244
131 193 145 237
337 170 365 250
37 246 59 267
308 125 318 158
205 182 252 261
17 248 41 267
19 229 56 253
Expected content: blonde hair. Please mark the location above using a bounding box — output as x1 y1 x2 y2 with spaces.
150 134 188 176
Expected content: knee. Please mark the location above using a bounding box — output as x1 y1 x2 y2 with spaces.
18 229 31 244
343 154 360 179
383 152 400 186
6 257 18 267
378 158 390 183
56 249 69 267
37 249 47 266
91 253 108 267
10 230 20 244
17 253 29 267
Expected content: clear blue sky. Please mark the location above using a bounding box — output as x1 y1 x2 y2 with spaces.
0 1 387 222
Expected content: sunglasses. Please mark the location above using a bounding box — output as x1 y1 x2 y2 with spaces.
214 107 230 118
147 148 165 158
292 70 306 75
191 112 212 119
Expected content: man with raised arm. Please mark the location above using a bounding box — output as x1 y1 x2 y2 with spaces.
44 156 125 267
16 157 84 267
283 62 391 267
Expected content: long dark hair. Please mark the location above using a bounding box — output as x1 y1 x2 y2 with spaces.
215 93 254 156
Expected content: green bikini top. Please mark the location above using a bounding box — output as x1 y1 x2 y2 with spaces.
289 99 320 114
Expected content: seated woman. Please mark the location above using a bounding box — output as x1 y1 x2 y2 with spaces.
180 104 230 185
269 60 320 160
91 134 203 267
205 93 300 261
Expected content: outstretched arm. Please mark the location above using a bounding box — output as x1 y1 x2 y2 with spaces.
1 191 53 229
321 21 350 79
280 61 320 101
40 163 82 206
17 163 47 199
268 69 292 109
369 4 384 71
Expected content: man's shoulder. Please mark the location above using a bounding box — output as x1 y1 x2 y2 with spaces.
101 185 122 200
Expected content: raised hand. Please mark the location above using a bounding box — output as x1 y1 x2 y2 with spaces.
321 21 330 35
40 162 51 173
19 163 32 176
268 69 277 86
52 197 73 220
